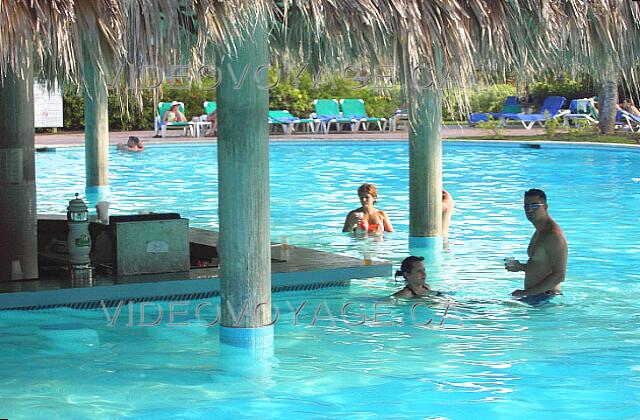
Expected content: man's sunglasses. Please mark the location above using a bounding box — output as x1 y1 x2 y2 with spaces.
523 203 545 210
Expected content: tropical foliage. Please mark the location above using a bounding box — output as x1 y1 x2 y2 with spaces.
59 74 608 130
17 0 636 132
529 74 597 105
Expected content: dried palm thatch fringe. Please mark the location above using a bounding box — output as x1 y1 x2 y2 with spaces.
555 1 640 87
1 0 639 115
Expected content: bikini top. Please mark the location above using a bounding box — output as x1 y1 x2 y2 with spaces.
364 223 380 232
406 284 438 297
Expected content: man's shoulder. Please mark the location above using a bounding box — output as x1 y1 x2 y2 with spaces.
541 223 567 249
549 220 566 237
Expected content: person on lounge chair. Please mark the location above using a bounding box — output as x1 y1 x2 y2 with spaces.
162 101 187 123
622 98 640 117
204 110 217 136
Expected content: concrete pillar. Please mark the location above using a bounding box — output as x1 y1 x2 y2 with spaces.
0 65 38 280
217 22 272 348
82 44 110 205
408 81 443 250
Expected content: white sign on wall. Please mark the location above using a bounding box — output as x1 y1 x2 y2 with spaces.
33 83 63 128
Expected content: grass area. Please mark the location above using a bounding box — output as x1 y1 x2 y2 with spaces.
450 130 640 145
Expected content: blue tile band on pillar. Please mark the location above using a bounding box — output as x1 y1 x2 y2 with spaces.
409 236 443 249
220 324 274 349
85 185 110 211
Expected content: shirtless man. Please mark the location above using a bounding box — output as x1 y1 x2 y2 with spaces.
442 189 454 244
506 189 567 300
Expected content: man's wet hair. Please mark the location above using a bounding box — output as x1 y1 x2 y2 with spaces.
524 188 547 202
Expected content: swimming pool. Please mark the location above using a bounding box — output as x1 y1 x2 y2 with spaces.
2 141 639 418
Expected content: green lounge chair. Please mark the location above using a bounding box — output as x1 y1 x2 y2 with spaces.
268 110 315 134
339 98 387 131
154 101 194 137
204 100 217 116
313 99 353 134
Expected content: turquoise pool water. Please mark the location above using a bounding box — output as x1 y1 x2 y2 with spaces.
1 141 639 418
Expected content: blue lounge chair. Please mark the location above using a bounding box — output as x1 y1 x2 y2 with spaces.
500 96 567 130
616 110 640 132
468 96 522 125
562 98 599 127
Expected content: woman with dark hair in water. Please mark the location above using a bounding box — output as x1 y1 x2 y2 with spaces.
392 256 431 298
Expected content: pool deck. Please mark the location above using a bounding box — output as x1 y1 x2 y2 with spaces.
35 125 553 147
35 126 640 151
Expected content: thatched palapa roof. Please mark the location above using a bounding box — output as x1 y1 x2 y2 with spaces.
1 1 639 102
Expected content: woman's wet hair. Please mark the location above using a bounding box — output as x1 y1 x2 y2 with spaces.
357 183 378 200
394 255 425 282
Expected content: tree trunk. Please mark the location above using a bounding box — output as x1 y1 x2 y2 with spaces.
598 78 618 134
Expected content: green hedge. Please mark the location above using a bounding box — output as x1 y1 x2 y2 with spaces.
443 83 517 120
529 74 596 104
59 72 598 130
61 70 402 131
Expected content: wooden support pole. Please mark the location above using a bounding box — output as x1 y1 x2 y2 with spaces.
217 22 272 348
408 71 443 249
0 64 38 280
83 42 110 204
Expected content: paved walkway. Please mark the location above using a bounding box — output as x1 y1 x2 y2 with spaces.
35 125 549 147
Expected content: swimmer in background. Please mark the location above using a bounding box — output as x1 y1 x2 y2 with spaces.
117 136 144 152
343 183 394 234
442 188 454 245
392 256 432 298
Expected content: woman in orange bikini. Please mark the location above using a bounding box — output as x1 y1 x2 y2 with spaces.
342 183 394 234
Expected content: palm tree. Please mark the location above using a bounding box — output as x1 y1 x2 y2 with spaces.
551 1 640 134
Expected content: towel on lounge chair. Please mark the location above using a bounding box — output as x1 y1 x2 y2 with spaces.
500 96 567 130
562 98 599 127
